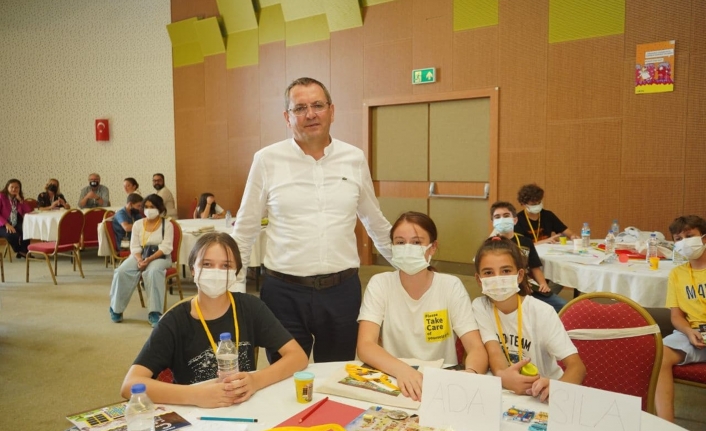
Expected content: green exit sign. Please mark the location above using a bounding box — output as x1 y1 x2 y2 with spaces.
412 67 436 84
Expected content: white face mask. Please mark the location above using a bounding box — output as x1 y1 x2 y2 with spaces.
493 217 515 234
144 208 160 220
674 235 706 260
195 268 238 298
526 203 543 214
481 274 520 302
391 244 432 275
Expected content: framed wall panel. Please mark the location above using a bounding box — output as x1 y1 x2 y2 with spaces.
372 103 428 181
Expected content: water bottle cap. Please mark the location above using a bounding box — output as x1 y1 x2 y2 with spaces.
131 383 146 394
583 222 588 225
650 233 656 237
220 332 232 341
608 230 613 234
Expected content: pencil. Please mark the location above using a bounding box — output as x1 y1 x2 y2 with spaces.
198 416 258 423
298 396 329 423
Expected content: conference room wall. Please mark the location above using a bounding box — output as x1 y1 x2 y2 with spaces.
171 0 706 237
0 0 177 210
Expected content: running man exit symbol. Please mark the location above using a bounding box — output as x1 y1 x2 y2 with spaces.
412 67 436 84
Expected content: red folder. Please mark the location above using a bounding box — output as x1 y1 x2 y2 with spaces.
276 399 365 427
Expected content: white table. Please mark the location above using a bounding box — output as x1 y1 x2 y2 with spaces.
22 207 121 241
536 243 673 308
163 361 685 431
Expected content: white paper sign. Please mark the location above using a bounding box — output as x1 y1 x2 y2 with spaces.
549 380 641 431
419 367 502 431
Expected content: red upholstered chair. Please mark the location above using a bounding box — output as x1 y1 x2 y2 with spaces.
26 209 85 285
24 198 38 211
189 197 198 219
559 292 663 413
103 217 130 269
137 219 183 313
81 208 106 250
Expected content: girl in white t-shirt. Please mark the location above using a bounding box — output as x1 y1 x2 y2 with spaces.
472 236 585 402
357 211 488 401
195 192 225 219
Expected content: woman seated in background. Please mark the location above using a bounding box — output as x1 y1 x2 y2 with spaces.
109 194 173 328
123 177 142 196
37 178 70 210
471 237 585 403
194 192 225 219
0 179 32 258
357 211 488 401
120 232 308 407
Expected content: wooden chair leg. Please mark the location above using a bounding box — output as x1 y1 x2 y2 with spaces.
4 245 12 263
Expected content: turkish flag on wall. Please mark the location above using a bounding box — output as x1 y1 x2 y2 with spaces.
95 119 110 141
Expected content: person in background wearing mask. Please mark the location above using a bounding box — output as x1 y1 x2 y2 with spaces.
357 212 488 401
37 178 70 210
514 183 577 245
109 194 173 327
112 193 143 248
78 173 111 208
152 173 177 218
490 201 567 313
656 215 706 422
472 237 585 403
120 232 307 407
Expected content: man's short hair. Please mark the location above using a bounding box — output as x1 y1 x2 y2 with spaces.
126 193 143 205
517 183 544 205
89 172 101 180
669 215 706 237
490 201 517 218
153 173 165 181
284 77 332 109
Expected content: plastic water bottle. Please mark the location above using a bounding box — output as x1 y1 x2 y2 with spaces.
604 230 616 262
611 219 620 236
581 223 591 248
216 332 238 381
125 384 155 431
225 210 232 228
646 233 659 263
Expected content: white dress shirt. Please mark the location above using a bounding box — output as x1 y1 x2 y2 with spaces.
231 138 393 292
156 186 178 218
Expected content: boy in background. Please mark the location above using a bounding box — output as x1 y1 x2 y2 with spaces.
515 183 577 245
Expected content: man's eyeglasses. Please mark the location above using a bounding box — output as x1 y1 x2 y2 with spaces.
288 102 330 116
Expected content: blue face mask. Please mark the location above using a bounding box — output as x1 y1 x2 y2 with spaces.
493 217 515 234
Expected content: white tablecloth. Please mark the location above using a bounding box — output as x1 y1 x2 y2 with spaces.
97 218 267 269
22 207 121 241
536 243 673 308
161 361 685 431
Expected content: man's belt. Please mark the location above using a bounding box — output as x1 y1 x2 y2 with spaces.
263 267 358 290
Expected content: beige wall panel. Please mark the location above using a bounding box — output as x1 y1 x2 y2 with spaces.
623 1 692 59
204 54 228 122
173 63 205 111
372 103 428 181
364 39 414 99
226 66 261 140
692 2 706 55
430 98 489 182
259 42 289 147
547 35 624 121
171 0 219 22
285 40 331 88
620 174 683 233
496 150 546 207
683 53 706 215
545 120 622 237
363 0 413 46
430 199 487 264
331 28 365 149
452 27 499 91
621 56 689 175
412 0 453 94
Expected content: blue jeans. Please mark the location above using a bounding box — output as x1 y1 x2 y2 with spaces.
532 291 568 313
259 270 361 363
109 255 172 314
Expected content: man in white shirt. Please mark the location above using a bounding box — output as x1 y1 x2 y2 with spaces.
232 77 393 363
152 173 177 218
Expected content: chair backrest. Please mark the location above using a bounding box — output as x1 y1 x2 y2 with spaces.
56 209 85 247
559 292 663 413
189 197 198 219
103 210 116 220
169 219 182 265
103 217 121 255
83 208 107 243
25 198 38 211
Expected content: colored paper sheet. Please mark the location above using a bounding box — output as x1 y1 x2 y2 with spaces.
280 0 325 22
194 17 225 56
217 0 258 34
259 4 286 44
454 0 498 31
549 0 624 43
285 14 329 47
324 0 362 32
173 42 204 67
167 17 199 46
226 29 259 69
276 399 364 426
635 40 675 94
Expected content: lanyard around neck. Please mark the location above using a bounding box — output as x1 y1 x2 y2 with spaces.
524 211 540 243
493 296 523 365
141 217 162 248
194 291 239 353
513 233 522 249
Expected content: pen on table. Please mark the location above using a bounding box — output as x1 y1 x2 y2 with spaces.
198 416 258 423
299 396 329 423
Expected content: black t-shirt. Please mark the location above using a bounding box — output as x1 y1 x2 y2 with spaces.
514 209 568 242
512 233 542 269
134 293 293 384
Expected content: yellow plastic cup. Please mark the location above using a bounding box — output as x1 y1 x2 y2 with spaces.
294 371 314 403
520 362 539 376
649 257 660 271
559 236 567 245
